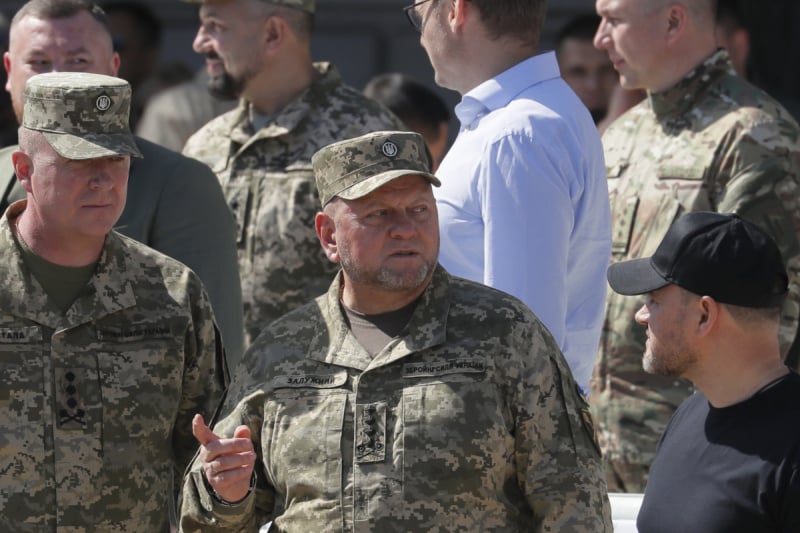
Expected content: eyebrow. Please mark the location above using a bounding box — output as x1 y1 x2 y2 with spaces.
24 45 91 57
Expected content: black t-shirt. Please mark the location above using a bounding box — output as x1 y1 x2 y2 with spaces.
637 371 800 533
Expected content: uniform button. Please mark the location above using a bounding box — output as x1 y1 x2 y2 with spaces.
66 385 76 395
364 427 376 436
67 398 78 408
364 417 375 425
66 372 76 381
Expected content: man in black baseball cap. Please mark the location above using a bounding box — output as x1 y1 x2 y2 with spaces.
609 211 800 532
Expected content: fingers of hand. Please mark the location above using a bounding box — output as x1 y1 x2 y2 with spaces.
233 424 252 440
203 450 256 496
192 413 219 446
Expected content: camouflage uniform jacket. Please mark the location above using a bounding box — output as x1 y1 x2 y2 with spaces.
183 62 403 347
180 266 612 533
0 201 227 531
592 49 800 468
0 137 245 371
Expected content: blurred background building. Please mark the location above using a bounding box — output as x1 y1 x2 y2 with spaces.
1 0 799 146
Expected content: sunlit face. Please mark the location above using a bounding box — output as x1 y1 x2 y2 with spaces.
558 37 618 120
634 284 698 378
16 135 129 242
321 175 439 303
4 12 119 123
594 0 670 91
417 0 461 93
192 0 266 99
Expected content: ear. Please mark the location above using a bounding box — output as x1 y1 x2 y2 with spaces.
665 4 688 45
695 295 720 338
110 52 121 77
315 211 339 263
449 0 468 32
4 51 12 93
12 150 34 194
262 15 287 54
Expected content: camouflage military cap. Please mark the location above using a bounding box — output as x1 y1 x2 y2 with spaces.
22 72 142 160
180 0 315 13
312 131 440 206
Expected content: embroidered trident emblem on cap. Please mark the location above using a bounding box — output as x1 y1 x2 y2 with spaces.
96 94 112 112
381 141 399 158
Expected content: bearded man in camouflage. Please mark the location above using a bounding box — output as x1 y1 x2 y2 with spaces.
0 72 226 530
180 0 403 347
592 0 800 492
179 131 612 532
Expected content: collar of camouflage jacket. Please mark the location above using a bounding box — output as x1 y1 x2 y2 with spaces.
649 48 736 120
228 61 340 147
311 265 449 369
0 201 137 330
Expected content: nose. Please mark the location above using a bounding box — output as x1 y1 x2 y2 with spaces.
594 19 609 50
88 165 115 191
634 303 649 326
193 25 210 54
388 212 417 240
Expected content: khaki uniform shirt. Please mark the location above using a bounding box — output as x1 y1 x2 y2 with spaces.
180 267 612 533
0 201 227 531
592 50 800 469
183 63 403 347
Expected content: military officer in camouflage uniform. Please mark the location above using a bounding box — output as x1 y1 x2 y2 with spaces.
181 0 403 347
592 0 800 492
179 131 612 532
2 0 245 368
0 72 226 531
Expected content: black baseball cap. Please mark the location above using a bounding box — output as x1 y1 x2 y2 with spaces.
607 212 788 308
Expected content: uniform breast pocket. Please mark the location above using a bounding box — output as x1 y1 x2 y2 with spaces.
263 390 346 499
254 167 317 238
635 173 708 258
401 360 507 481
95 326 184 444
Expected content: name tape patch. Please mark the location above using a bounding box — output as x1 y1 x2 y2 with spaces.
273 372 347 389
97 324 173 342
403 358 486 378
0 326 43 344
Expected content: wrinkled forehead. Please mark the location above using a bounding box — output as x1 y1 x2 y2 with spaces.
10 11 113 56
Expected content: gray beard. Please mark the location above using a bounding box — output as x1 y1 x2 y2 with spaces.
207 71 243 101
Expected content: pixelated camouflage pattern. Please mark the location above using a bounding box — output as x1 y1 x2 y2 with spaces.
592 49 800 492
183 63 403 347
0 201 227 531
180 266 612 532
23 72 141 160
312 130 439 206
181 0 315 13
0 136 245 371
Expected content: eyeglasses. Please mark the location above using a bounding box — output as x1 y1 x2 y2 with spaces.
403 0 434 33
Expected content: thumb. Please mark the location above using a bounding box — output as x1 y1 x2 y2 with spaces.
233 424 251 440
192 413 219 446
